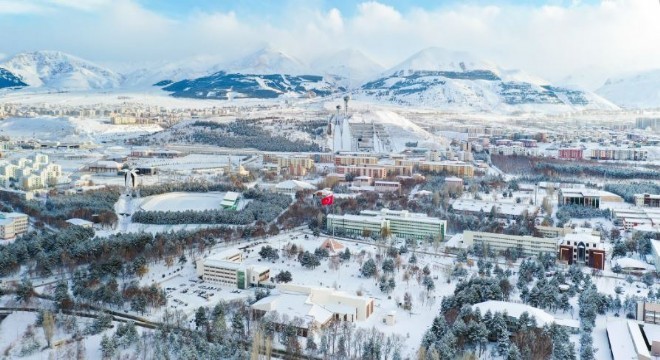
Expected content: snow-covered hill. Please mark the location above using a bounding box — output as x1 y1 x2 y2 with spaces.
353 47 618 112
0 51 123 90
596 69 660 109
0 67 27 89
161 47 345 99
312 49 385 87
162 72 343 100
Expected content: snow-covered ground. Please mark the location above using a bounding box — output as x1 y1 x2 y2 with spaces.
0 116 162 143
138 192 227 212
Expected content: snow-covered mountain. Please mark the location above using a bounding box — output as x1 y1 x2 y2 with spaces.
353 47 617 112
160 47 346 100
312 49 385 87
0 67 27 89
122 57 224 89
0 51 123 90
162 72 343 100
224 47 308 75
596 69 660 109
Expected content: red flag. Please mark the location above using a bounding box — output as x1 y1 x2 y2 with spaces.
321 193 334 206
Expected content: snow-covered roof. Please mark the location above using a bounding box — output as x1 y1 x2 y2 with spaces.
66 218 93 226
445 233 469 249
562 232 601 246
90 160 122 168
613 257 654 271
451 199 537 217
445 176 463 182
652 240 660 257
472 301 578 329
251 291 333 327
606 320 650 360
321 238 345 252
275 180 315 190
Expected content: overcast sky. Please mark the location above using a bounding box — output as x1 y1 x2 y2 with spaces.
0 0 658 89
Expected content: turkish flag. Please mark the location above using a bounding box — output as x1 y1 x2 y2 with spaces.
321 193 334 206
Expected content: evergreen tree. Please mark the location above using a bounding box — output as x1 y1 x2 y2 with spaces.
232 312 245 338
507 343 522 360
195 306 207 329
339 248 351 261
361 259 377 277
382 259 395 274
579 332 595 360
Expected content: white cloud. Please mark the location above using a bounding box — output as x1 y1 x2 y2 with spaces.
0 0 658 89
0 0 49 14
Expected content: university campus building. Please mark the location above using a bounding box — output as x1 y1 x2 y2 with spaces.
327 208 446 241
196 249 270 289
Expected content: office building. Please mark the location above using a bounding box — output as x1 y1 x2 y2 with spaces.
196 249 270 289
328 208 446 241
462 231 558 257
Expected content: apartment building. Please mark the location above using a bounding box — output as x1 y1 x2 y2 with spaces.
334 155 378 166
558 148 583 160
0 212 28 240
588 148 648 161
277 155 315 171
418 161 474 177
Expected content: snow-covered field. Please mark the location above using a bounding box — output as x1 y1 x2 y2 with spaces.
139 192 226 212
0 116 162 143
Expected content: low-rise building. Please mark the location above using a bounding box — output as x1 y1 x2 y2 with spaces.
557 230 605 270
374 180 401 193
273 180 316 195
606 320 660 360
635 194 660 208
251 284 375 337
558 188 623 208
221 191 240 210
0 212 28 240
66 218 94 228
451 199 538 219
613 208 660 231
87 160 123 174
196 249 270 289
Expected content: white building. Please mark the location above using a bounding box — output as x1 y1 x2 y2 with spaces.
0 212 28 240
273 180 316 195
66 218 94 228
196 249 270 289
251 284 375 337
328 208 446 241
451 199 538 219
462 231 558 257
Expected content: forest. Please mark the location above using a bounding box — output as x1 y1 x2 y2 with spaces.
0 187 120 228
